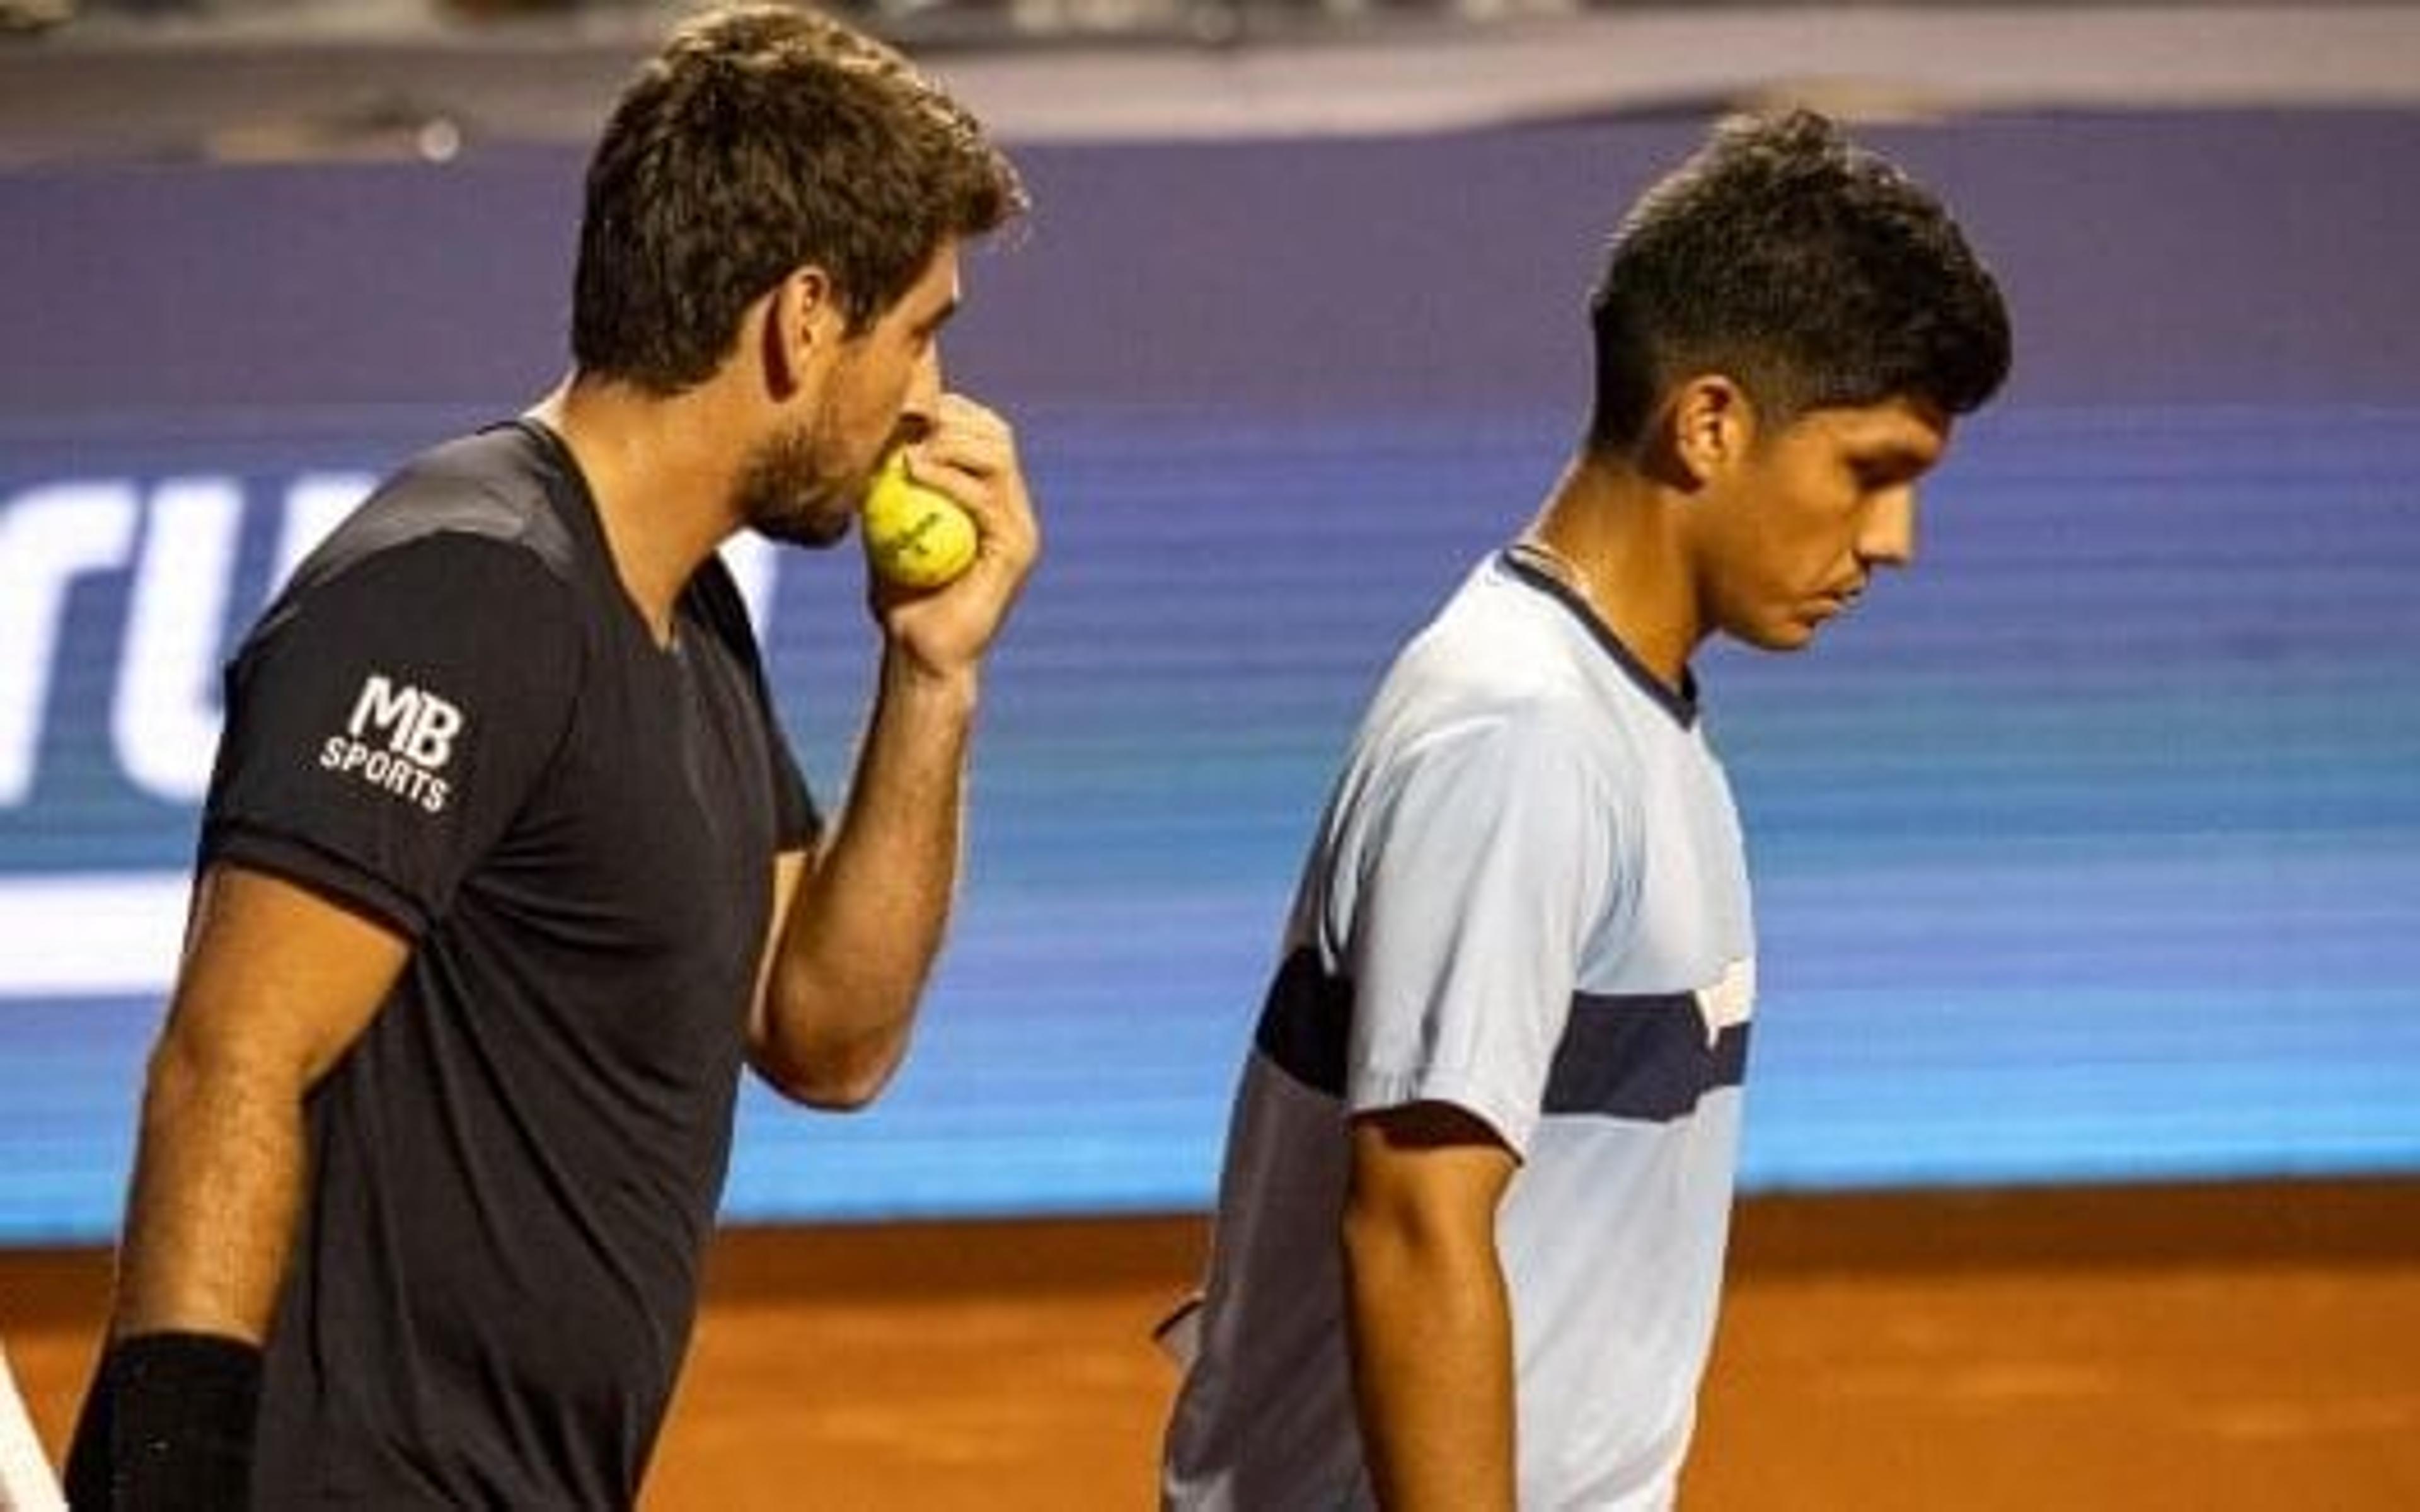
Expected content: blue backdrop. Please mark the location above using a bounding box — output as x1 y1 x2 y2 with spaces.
3 111 2416 1240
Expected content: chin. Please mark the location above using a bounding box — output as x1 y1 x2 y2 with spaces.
751 507 851 550
735 427 861 549
1735 619 1821 653
744 474 859 549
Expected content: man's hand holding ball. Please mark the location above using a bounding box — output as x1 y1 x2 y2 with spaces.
860 395 1039 682
861 449 979 590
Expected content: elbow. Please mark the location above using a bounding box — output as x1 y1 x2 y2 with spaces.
751 969 922 1111
752 1037 904 1113
787 1067 892 1114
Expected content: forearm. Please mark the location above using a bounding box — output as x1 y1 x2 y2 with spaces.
755 650 977 1104
112 1034 310 1342
67 1035 306 1509
1342 1201 1519 1512
68 866 401 1506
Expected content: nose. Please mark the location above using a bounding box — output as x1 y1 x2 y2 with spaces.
1857 487 1918 570
897 346 945 444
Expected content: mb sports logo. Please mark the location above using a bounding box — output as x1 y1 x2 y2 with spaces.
321 673 464 814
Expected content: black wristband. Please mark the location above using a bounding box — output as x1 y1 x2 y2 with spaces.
63 1331 263 1511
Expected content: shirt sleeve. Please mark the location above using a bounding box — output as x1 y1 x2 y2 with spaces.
201 533 582 939
1330 709 1618 1157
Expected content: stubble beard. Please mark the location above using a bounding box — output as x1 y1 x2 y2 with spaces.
737 420 863 549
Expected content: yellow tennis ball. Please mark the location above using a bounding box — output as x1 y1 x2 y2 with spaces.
860 451 977 590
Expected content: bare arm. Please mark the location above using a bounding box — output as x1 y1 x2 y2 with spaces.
66 876 406 1512
1342 1102 1521 1512
749 653 976 1107
111 866 409 1341
747 394 1038 1107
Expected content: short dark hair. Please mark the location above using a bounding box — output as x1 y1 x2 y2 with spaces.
572 3 1028 394
1586 109 2011 452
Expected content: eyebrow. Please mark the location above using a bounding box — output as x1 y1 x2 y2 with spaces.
916 299 961 340
1854 444 1938 475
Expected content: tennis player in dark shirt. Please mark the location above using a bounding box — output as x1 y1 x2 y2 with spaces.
64 6 1036 1505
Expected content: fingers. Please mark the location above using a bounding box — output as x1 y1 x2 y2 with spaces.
897 394 1040 581
868 392 1041 676
906 393 1011 474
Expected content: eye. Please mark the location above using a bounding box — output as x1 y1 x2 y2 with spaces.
1850 455 1918 493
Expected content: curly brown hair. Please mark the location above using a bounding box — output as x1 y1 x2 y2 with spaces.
571 3 1027 394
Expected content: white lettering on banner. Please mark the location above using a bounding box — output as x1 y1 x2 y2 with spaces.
0 472 370 810
0 874 187 997
0 470 777 814
0 483 141 805
111 472 373 805
112 478 245 804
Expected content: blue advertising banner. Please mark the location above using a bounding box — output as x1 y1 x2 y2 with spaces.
3 112 2417 1241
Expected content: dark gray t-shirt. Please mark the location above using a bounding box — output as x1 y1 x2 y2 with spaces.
202 420 815 1507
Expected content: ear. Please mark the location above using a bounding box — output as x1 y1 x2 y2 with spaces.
1664 375 1758 488
761 265 844 401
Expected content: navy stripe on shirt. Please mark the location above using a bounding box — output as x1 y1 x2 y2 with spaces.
1254 946 1747 1124
1253 947 1353 1100
1543 992 1748 1121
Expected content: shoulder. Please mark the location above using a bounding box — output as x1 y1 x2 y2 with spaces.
291 425 584 598
1340 598 1639 852
1337 679 1615 872
1370 622 1618 793
259 427 592 645
1388 559 1596 714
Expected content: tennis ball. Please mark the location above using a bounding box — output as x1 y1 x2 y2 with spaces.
860 450 977 590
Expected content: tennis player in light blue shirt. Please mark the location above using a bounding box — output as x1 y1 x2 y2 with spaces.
1163 108 2011 1511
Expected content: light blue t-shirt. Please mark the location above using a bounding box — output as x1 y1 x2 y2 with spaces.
1163 550 1756 1511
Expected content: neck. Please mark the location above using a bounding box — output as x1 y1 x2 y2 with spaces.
1521 451 1704 690
529 373 749 645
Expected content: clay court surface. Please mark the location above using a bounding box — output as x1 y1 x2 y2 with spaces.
8 1179 2415 1509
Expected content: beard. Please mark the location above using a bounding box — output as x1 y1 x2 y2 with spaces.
735 421 870 549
